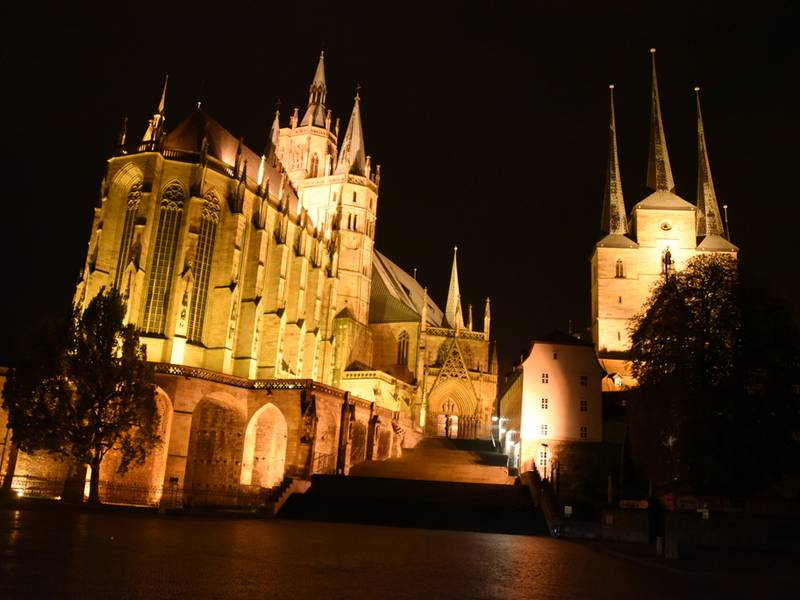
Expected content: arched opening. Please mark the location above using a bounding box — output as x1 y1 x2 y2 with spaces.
427 381 478 439
240 403 288 489
615 258 625 278
99 388 174 506
183 393 245 505
310 153 320 177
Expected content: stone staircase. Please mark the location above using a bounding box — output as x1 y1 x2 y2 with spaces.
279 438 547 535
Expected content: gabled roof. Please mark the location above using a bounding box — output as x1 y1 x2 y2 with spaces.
370 251 443 326
597 233 639 249
697 234 738 252
633 189 695 211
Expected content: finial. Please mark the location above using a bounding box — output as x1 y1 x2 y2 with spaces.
413 267 417 280
275 98 282 113
355 82 362 99
454 245 458 253
694 86 700 93
609 84 614 90
650 47 656 54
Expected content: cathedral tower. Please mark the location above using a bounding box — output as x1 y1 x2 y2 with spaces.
590 50 738 386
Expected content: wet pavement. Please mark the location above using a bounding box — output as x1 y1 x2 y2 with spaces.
0 506 795 599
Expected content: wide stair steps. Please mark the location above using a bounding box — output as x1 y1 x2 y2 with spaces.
279 438 547 535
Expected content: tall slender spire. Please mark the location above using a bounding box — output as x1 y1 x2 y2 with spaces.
300 51 327 127
445 246 464 330
601 84 628 235
483 297 491 340
335 89 366 176
143 75 168 142
695 87 725 238
646 49 675 192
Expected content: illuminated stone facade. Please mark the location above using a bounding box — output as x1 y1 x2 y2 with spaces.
591 53 738 386
1 53 497 504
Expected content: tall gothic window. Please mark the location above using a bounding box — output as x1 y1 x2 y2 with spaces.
310 153 319 177
187 193 220 343
142 182 185 335
615 258 625 278
397 331 409 365
113 181 143 290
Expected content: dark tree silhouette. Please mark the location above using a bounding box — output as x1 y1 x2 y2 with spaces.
629 254 799 495
2 288 160 503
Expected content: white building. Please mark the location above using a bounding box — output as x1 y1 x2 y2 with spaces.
497 332 602 476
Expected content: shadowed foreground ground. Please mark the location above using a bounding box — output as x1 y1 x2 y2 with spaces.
1 507 796 599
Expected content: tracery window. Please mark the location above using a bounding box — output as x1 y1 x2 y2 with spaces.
310 153 319 178
114 181 143 289
397 331 409 365
142 182 185 334
615 258 625 278
187 193 220 343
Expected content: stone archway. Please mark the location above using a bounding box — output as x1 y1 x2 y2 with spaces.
426 380 477 439
240 403 288 489
183 392 246 505
99 387 173 506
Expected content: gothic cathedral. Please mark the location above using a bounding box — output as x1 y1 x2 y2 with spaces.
74 52 498 453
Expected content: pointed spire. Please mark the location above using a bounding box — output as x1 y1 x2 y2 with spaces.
143 75 168 142
263 104 281 167
694 87 725 238
445 246 464 330
601 85 628 235
646 49 675 192
467 304 473 331
483 297 491 339
335 89 367 176
157 74 168 115
300 51 327 127
117 116 128 147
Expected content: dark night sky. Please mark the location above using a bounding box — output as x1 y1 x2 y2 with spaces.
2 1 798 373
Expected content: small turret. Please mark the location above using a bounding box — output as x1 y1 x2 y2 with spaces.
300 51 327 128
143 75 168 143
483 297 491 340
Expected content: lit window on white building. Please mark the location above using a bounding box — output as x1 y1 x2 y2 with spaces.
541 398 548 409
541 424 548 436
542 373 549 383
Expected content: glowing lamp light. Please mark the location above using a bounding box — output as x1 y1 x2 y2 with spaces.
15 490 23 498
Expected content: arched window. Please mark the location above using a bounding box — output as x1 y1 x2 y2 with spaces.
187 193 220 343
615 258 625 278
310 153 319 178
114 181 143 289
142 182 185 334
397 331 409 365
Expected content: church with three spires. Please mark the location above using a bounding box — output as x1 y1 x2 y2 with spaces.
55 52 498 502
591 49 738 387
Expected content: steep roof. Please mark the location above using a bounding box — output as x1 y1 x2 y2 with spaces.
370 251 443 325
163 108 298 207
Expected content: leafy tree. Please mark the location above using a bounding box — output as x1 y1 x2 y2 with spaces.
2 288 160 503
629 254 799 495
